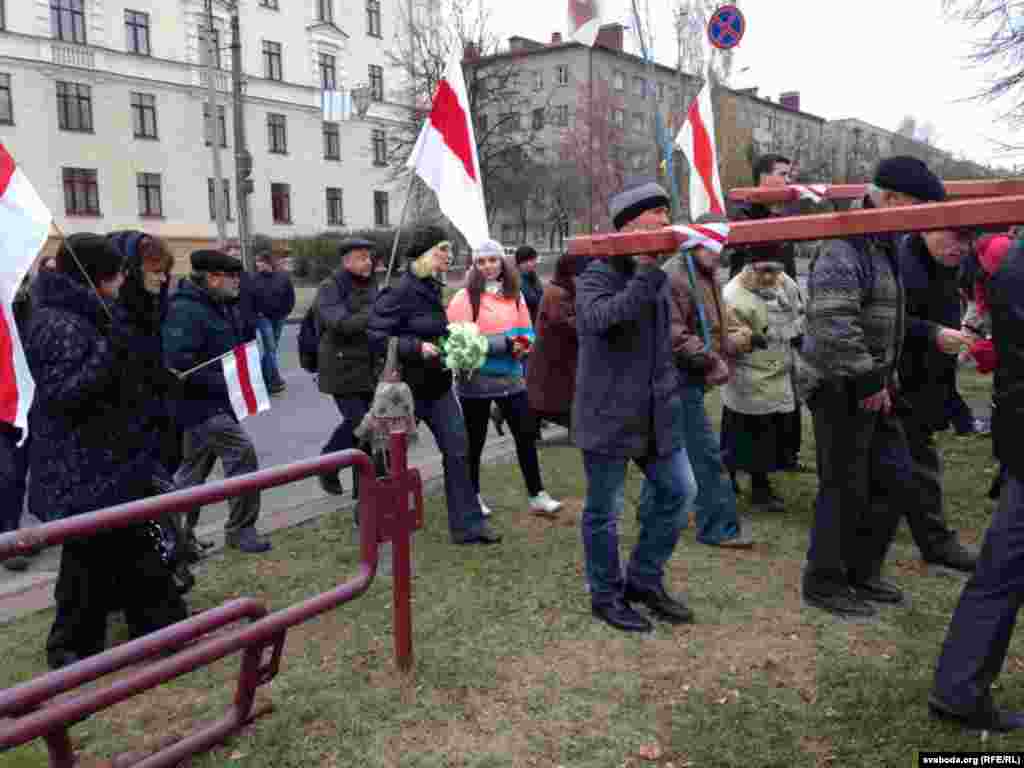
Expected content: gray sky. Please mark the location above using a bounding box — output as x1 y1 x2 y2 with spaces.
486 0 1022 169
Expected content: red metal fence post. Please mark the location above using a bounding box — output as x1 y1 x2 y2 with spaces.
389 431 414 673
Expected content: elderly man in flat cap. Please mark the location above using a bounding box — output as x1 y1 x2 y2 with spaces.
573 181 697 633
164 249 271 555
799 156 965 617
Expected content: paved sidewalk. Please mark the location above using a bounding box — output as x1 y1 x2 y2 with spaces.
0 427 569 625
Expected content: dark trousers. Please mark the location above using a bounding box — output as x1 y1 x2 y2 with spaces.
322 394 374 493
0 428 28 535
933 474 1024 713
804 382 914 590
901 417 958 558
462 391 543 497
946 384 975 434
46 526 187 667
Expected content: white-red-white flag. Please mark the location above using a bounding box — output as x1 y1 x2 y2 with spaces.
675 74 725 220
222 341 270 421
569 0 603 46
407 45 489 249
670 222 731 254
0 144 52 432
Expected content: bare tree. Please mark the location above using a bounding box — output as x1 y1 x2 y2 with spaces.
943 0 1024 141
386 0 553 229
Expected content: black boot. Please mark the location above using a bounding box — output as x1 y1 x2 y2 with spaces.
592 600 653 632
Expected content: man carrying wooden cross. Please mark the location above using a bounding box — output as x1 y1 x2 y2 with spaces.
798 156 961 618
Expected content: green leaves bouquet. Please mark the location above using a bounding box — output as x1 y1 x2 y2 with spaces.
442 322 489 379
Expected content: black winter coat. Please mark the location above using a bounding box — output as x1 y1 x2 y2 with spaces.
572 259 684 459
896 234 962 433
26 271 156 520
316 269 379 396
248 271 296 322
990 240 1024 482
367 272 453 402
163 279 257 430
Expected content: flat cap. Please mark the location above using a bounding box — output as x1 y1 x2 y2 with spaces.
338 238 376 259
191 249 243 273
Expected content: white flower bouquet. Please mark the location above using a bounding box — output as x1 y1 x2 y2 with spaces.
442 322 489 379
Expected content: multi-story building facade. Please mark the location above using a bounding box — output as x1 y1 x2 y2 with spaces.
0 0 431 256
727 87 828 181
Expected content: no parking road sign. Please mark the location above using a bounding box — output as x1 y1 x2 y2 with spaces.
707 5 745 49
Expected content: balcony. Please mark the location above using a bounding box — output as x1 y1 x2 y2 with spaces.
51 43 95 69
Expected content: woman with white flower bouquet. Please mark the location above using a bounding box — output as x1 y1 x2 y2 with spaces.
447 240 563 517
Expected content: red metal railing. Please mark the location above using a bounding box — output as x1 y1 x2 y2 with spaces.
726 178 1024 205
0 431 422 768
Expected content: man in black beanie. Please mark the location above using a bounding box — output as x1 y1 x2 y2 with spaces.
574 181 697 632
798 155 951 617
164 249 270 555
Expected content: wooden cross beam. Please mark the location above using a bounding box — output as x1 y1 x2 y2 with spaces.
566 195 1024 257
726 179 1024 205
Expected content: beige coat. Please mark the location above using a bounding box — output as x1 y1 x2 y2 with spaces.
722 266 805 415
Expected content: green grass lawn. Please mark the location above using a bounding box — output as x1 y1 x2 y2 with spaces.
1 371 1017 768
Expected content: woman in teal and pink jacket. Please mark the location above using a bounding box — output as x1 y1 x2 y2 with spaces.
447 240 562 517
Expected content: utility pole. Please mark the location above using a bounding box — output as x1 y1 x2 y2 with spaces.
205 0 227 244
231 8 254 271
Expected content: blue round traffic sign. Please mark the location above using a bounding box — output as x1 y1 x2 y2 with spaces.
707 5 745 50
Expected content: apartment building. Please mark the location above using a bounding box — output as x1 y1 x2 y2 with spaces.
0 0 435 248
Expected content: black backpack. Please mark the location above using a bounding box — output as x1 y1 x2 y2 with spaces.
298 304 320 373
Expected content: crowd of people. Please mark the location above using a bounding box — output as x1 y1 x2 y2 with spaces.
1 151 1022 734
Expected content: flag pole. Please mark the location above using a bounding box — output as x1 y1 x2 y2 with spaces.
51 221 113 322
384 170 418 289
173 346 238 379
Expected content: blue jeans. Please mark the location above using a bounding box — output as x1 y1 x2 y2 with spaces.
256 316 285 389
416 390 487 540
582 447 696 605
640 383 741 545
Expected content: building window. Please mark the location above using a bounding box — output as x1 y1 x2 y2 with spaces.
372 128 387 166
51 0 86 44
203 103 227 147
318 0 334 23
124 10 151 55
271 183 292 224
0 74 12 125
267 113 287 153
0 0 5 31
326 187 344 226
263 40 282 81
633 76 647 98
131 92 158 139
554 104 569 127
63 168 100 216
556 65 569 86
612 108 623 128
136 173 162 217
200 26 221 68
373 190 389 227
207 178 233 220
477 114 488 133
632 112 645 134
319 53 336 90
657 82 665 102
533 71 543 91
367 0 381 37
368 64 384 101
323 121 340 160
613 71 625 91
532 107 544 130
259 0 279 8
56 81 92 132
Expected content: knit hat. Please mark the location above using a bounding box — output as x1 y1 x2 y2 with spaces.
515 245 538 265
473 239 505 260
191 249 243 273
403 224 449 261
57 233 123 286
873 156 946 203
609 181 670 230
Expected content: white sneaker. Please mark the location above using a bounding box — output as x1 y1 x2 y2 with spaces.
478 494 492 517
529 491 562 516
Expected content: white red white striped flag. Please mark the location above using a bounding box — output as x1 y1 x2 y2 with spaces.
407 44 489 249
670 222 731 254
569 0 603 46
674 74 725 220
0 144 52 432
793 184 828 204
222 341 270 421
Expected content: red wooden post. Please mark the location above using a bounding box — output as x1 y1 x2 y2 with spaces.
566 194 1024 256
726 179 1024 205
389 430 414 673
